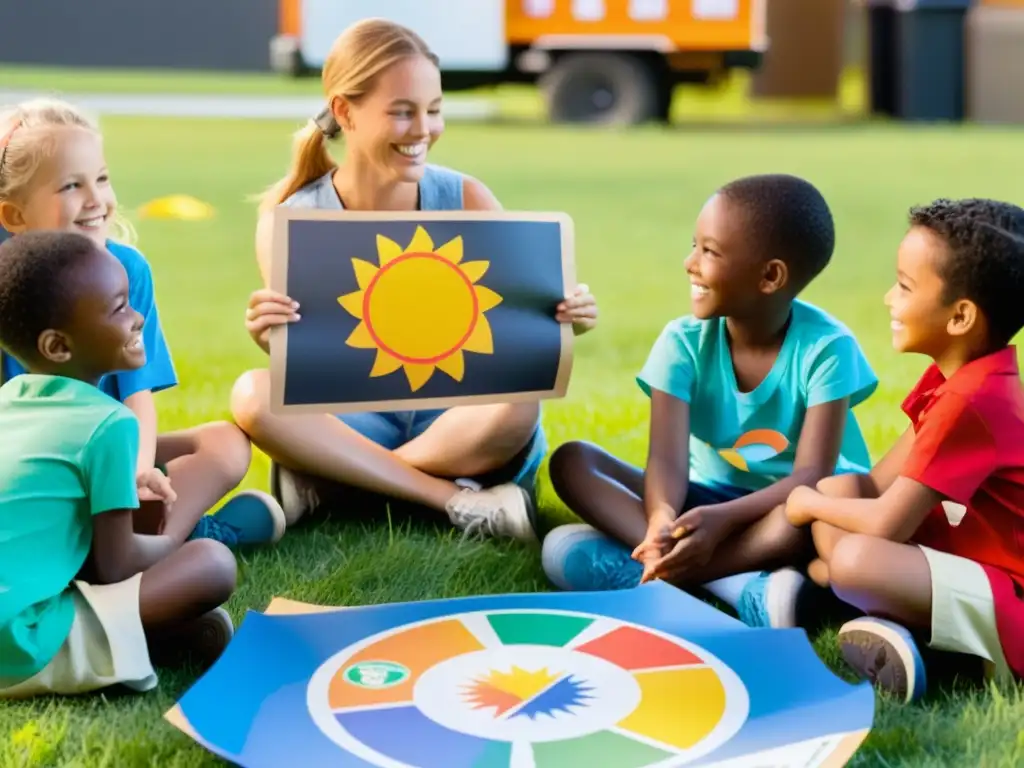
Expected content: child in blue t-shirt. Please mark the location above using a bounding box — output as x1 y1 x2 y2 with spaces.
542 174 879 628
0 98 284 548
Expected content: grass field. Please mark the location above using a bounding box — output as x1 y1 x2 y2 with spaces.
0 63 868 123
1 100 1024 766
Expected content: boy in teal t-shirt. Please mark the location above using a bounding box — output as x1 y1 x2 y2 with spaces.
542 174 878 628
0 375 141 683
637 299 875 494
0 232 237 698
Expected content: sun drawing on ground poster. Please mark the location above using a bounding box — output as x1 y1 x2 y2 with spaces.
166 582 876 766
307 610 747 767
337 226 503 392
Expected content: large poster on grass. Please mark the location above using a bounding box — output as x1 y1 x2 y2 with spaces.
165 582 875 767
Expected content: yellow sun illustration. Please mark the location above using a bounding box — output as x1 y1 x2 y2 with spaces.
470 666 560 699
337 226 503 392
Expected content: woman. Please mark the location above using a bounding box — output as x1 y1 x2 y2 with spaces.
231 18 598 544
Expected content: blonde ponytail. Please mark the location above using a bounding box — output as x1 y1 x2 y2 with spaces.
258 121 336 213
258 18 438 214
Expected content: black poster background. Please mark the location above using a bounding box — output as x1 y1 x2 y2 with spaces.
281 219 566 407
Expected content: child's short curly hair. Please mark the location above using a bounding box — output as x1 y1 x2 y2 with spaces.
718 173 836 292
909 198 1024 346
0 230 98 363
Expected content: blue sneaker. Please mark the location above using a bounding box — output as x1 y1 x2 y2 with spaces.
838 617 927 704
189 490 287 548
736 568 807 628
541 524 642 591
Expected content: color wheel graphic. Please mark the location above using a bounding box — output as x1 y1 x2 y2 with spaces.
306 609 750 768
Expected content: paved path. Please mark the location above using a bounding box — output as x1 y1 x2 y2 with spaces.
0 90 497 120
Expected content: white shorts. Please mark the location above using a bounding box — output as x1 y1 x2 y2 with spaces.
920 545 1011 680
0 574 158 699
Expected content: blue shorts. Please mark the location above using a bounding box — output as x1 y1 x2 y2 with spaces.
337 408 547 493
682 479 750 509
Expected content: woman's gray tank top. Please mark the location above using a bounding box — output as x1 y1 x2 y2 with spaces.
280 164 464 211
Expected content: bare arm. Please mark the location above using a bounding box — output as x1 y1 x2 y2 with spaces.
123 390 158 475
255 210 275 289
245 210 302 356
808 427 913 563
868 426 916 494
644 389 691 523
90 508 176 584
701 398 851 531
815 397 998 541
462 175 503 211
814 425 916 499
801 476 941 541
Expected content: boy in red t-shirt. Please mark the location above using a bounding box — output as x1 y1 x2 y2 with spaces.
784 197 1024 703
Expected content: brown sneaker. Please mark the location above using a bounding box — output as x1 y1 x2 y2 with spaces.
837 617 926 704
149 607 234 672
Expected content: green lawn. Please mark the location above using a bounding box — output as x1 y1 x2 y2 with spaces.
0 63 867 123
2 111 1024 767
0 64 327 96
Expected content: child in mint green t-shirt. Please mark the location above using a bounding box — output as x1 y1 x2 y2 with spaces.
542 174 878 628
0 232 237 698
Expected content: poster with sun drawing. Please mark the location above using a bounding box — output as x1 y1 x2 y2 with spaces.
165 582 875 767
268 208 575 414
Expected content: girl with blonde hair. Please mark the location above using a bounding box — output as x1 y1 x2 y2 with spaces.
0 98 286 549
234 18 599 543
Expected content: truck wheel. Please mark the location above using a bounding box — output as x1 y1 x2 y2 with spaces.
540 53 660 125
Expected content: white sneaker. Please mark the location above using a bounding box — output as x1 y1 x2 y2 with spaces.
445 483 539 544
269 462 321 522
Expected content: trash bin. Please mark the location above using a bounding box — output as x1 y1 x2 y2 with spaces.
865 0 899 117
750 0 846 100
965 1 1024 124
866 0 974 121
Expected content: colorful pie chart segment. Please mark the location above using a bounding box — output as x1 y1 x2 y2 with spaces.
307 609 750 767
574 624 706 669
328 618 484 709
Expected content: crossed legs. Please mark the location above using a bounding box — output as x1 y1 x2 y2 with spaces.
546 441 812 587
229 369 540 534
132 422 253 543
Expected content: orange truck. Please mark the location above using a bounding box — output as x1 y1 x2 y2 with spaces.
271 0 767 124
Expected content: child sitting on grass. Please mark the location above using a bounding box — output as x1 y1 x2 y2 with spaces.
0 231 237 699
784 197 1024 704
542 174 878 626
0 98 284 548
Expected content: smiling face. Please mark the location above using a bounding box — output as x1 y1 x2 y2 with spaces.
335 55 444 184
884 225 967 357
684 193 783 319
40 245 145 380
0 126 116 247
